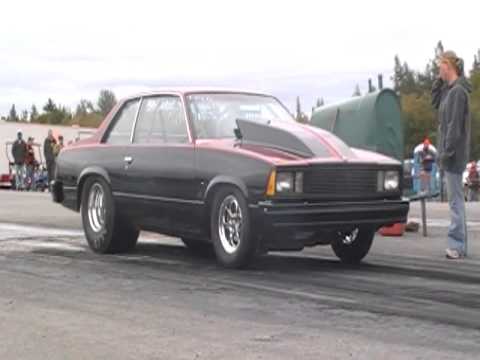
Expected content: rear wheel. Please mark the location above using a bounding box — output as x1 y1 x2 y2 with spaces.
81 176 139 254
331 227 375 264
210 187 256 268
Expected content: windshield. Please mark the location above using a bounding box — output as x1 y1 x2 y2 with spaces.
186 93 295 139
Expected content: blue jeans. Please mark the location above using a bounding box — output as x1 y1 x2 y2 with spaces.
26 165 36 190
445 171 468 255
14 164 26 190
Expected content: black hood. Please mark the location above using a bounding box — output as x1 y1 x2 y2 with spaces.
235 119 340 159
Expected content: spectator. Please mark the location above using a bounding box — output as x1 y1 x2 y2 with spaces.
43 129 57 184
431 50 472 259
11 129 27 190
25 137 37 190
413 139 438 195
53 135 65 157
466 161 479 202
419 139 437 172
418 138 437 193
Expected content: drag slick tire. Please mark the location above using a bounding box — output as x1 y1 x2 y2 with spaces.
81 176 139 254
210 186 256 269
331 227 375 264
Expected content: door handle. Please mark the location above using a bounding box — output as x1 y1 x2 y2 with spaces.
124 156 133 164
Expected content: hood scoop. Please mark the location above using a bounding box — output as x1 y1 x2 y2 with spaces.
235 119 330 158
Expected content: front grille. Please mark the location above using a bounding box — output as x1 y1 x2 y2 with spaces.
303 167 381 198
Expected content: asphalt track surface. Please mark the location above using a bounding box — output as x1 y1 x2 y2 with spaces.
0 190 479 359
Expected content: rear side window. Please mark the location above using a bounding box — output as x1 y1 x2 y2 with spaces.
133 96 189 144
105 99 140 144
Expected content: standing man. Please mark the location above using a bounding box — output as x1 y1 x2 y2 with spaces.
25 137 37 191
43 129 56 185
11 129 27 190
432 51 472 259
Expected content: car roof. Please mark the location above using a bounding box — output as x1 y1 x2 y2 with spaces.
122 87 274 101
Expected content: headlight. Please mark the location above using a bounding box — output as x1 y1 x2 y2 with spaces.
384 171 399 191
267 171 303 195
276 172 294 192
377 170 400 191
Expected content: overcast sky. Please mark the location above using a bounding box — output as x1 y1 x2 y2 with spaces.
1 0 478 116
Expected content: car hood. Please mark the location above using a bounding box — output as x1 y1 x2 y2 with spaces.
197 120 400 167
236 119 340 158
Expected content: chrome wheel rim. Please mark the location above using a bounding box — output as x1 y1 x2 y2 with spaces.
87 183 106 233
340 228 359 245
218 195 243 254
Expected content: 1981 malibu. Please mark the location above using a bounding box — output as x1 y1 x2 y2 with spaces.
52 89 409 268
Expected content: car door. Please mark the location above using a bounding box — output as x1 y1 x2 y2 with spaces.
123 95 201 236
98 98 141 211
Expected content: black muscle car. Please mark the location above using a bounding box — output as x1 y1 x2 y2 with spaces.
51 89 409 268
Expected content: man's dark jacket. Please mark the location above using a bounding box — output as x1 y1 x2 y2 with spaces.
12 139 27 165
44 137 55 163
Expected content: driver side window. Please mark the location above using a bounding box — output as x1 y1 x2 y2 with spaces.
133 96 189 144
105 99 140 144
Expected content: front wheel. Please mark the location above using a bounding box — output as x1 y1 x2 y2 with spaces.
81 176 139 254
331 227 375 264
210 187 256 268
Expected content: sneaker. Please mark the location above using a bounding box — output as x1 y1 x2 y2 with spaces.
445 248 464 260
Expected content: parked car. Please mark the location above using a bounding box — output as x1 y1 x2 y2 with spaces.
51 89 409 268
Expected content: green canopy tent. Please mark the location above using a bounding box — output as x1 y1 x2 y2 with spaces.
310 89 404 161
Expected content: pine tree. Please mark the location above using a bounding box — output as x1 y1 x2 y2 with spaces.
402 62 417 95
434 40 444 58
418 41 444 91
43 98 57 113
20 110 29 122
392 55 404 93
30 105 38 122
7 104 18 122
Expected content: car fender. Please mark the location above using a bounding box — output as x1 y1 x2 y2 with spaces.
76 166 111 210
204 175 249 203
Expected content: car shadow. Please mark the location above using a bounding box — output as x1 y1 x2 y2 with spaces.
123 241 478 284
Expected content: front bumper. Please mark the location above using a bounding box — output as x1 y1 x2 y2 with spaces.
251 199 409 250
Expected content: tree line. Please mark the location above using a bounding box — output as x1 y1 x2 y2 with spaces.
4 42 480 160
3 89 117 128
